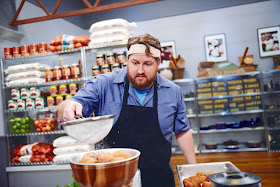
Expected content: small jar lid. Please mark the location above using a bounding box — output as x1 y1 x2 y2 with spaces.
92 65 99 70
54 66 61 69
63 65 70 68
71 63 79 66
106 52 114 56
96 53 104 57
102 64 109 68
112 63 120 67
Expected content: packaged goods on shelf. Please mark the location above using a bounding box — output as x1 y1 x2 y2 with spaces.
89 28 134 40
53 144 91 155
6 70 45 82
89 18 136 33
5 63 48 74
49 34 89 52
6 78 46 87
52 152 84 162
53 136 85 147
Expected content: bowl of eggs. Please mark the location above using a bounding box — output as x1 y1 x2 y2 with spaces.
69 148 141 187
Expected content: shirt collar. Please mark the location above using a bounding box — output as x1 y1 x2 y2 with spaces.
113 67 171 88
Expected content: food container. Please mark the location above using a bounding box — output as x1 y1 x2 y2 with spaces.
56 95 64 105
60 114 115 144
26 98 35 109
4 48 13 58
96 53 105 66
17 99 26 110
20 45 29 56
8 100 17 110
29 44 38 55
35 97 45 108
209 171 261 187
20 88 30 99
11 88 20 100
50 85 58 95
205 143 217 150
71 63 81 79
38 43 48 53
102 64 111 74
62 65 71 80
112 63 121 71
116 51 126 64
45 68 53 82
246 141 261 148
53 66 62 81
92 65 101 76
47 96 56 107
30 87 40 98
69 83 79 94
106 52 116 65
176 162 240 187
12 47 20 57
69 148 140 187
59 84 68 95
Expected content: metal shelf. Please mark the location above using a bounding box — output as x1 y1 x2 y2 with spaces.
85 41 127 51
6 106 58 113
5 78 85 89
9 161 69 166
262 91 280 95
201 144 267 153
187 114 196 118
7 130 66 137
198 109 263 117
196 71 260 81
264 109 280 113
173 78 194 83
196 92 261 100
268 127 280 131
200 127 265 134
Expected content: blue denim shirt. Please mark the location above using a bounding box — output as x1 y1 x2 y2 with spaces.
69 68 190 143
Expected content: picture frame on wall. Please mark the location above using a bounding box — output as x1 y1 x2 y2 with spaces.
160 41 176 62
257 26 280 57
204 33 227 62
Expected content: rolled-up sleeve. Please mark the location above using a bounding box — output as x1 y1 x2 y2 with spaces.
68 78 100 117
174 86 190 134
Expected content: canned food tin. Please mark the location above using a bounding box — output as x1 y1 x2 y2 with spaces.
21 88 30 99
12 47 21 57
4 48 13 58
69 83 79 94
50 85 58 95
8 100 17 110
56 95 64 105
30 87 40 98
26 98 35 109
20 45 29 56
96 53 105 66
92 65 101 76
53 66 62 81
47 96 56 106
59 84 68 94
71 64 81 79
62 65 71 80
17 99 26 110
11 89 21 100
116 51 126 64
35 97 45 108
29 44 38 55
45 68 53 82
38 43 48 53
106 52 116 65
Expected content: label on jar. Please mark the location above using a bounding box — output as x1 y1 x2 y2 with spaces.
4 48 13 58
17 99 26 110
26 98 35 109
102 65 111 74
30 87 40 98
116 51 126 64
96 54 105 66
56 95 64 105
29 44 38 55
62 65 71 80
11 89 21 100
71 64 81 78
112 63 121 70
106 52 116 65
21 88 30 99
47 96 56 106
8 100 17 110
53 66 62 81
69 83 78 94
45 68 53 82
50 85 58 95
35 97 45 108
59 84 68 94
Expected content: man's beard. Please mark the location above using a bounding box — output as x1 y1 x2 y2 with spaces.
127 68 157 90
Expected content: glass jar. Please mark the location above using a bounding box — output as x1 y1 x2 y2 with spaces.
53 66 62 81
71 64 81 79
116 51 126 64
106 52 116 65
102 64 111 74
45 68 53 82
62 65 71 80
112 63 121 71
92 65 101 76
96 53 105 66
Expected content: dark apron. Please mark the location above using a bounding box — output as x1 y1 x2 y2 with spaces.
104 78 175 187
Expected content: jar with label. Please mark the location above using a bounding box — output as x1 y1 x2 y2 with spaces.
11 89 20 100
20 45 29 56
59 84 68 95
112 63 121 71
92 65 101 76
47 96 56 107
29 44 38 55
56 95 64 105
96 53 105 66
62 65 71 80
50 85 58 95
106 52 116 65
53 66 62 81
102 64 111 74
69 83 79 94
21 88 30 99
45 68 53 82
71 64 81 79
30 87 40 98
12 47 20 57
116 51 126 64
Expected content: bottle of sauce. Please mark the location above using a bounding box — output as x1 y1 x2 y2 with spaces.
45 68 53 82
53 66 62 81
92 65 101 76
102 64 111 74
71 64 81 79
62 65 71 80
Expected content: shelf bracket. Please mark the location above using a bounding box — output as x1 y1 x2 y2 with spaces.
9 0 161 26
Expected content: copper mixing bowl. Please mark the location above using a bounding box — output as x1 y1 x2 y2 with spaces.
69 148 140 187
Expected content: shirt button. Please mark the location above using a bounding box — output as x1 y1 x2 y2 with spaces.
117 130 120 133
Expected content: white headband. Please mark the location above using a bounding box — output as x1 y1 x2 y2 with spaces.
127 44 161 58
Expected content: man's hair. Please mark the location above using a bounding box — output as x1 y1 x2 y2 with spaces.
127 33 162 61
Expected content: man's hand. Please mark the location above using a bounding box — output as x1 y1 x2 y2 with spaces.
58 100 83 122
